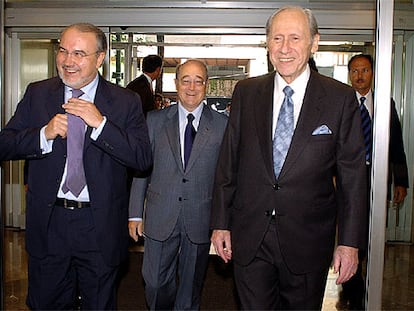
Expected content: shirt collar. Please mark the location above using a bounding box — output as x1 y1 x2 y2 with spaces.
64 74 99 102
178 100 205 126
356 89 372 103
275 65 310 96
143 73 152 84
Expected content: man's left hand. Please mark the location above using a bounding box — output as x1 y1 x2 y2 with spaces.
332 245 358 284
393 186 407 205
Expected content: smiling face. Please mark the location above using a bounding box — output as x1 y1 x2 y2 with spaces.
174 60 208 112
56 27 106 89
267 8 319 84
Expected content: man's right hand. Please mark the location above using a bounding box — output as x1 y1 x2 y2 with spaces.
128 220 143 242
211 229 232 263
44 114 68 140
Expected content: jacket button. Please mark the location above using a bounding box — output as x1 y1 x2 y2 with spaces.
265 210 271 216
273 184 280 190
178 197 182 202
182 178 188 183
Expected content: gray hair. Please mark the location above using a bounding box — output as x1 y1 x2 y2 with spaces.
266 6 319 42
175 59 209 80
61 23 107 53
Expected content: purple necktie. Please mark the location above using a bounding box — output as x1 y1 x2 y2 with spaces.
62 89 86 197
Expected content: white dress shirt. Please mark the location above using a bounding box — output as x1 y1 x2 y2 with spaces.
40 74 107 201
272 65 311 139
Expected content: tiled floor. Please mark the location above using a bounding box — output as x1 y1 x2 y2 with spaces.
3 228 414 310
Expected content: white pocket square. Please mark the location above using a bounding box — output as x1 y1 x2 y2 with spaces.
312 124 332 135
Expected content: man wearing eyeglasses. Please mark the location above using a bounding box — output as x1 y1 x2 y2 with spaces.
128 59 228 310
0 23 152 309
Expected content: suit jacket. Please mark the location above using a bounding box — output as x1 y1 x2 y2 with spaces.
387 99 409 190
0 75 152 266
129 104 228 244
126 74 155 116
363 94 409 195
211 70 367 274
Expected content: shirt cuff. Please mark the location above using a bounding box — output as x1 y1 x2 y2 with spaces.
129 217 142 222
40 126 53 154
91 116 107 141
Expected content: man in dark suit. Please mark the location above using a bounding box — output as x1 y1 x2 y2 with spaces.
126 54 163 116
128 59 227 310
341 53 409 310
0 23 152 310
210 6 367 310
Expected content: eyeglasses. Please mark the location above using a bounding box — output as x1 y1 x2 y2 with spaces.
57 47 99 60
180 78 206 87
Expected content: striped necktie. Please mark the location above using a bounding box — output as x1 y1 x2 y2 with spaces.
359 96 372 163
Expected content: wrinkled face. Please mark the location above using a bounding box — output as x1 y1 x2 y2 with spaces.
175 61 208 111
349 57 373 96
267 8 319 84
56 28 106 89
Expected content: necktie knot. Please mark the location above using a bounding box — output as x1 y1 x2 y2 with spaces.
283 85 294 98
187 113 195 123
72 89 84 98
360 96 366 106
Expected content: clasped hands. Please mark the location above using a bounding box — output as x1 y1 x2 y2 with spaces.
45 97 104 140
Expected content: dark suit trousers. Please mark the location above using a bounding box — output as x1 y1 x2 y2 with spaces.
341 164 371 309
233 219 329 310
142 213 210 310
26 204 119 310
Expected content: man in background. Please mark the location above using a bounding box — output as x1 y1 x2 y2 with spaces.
127 54 163 116
129 59 227 310
342 53 409 310
0 23 152 309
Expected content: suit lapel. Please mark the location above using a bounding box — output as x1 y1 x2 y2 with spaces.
46 78 67 151
84 76 109 148
255 72 277 181
279 72 324 178
47 77 66 118
185 105 212 172
165 106 184 173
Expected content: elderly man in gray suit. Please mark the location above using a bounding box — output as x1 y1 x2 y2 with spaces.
128 59 228 310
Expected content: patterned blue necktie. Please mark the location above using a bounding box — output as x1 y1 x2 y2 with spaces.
273 86 294 178
184 113 196 169
62 89 86 197
359 96 371 163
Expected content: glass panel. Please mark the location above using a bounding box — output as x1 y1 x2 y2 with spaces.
111 32 381 114
109 48 125 86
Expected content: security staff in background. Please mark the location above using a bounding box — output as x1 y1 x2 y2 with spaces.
127 54 163 117
341 53 409 310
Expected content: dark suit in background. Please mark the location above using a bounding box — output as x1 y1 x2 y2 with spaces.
129 59 227 310
387 98 409 197
211 7 367 310
343 53 409 310
126 54 163 117
0 24 152 310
